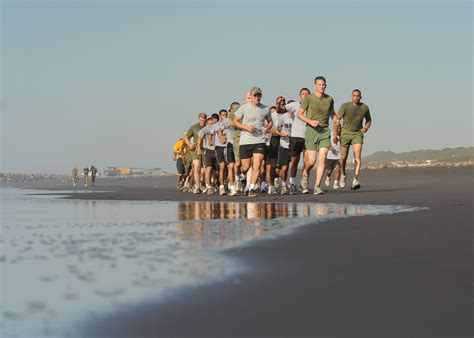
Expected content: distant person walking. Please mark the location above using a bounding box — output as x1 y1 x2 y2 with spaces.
72 165 78 188
297 76 336 195
335 89 372 190
90 165 98 187
83 166 89 187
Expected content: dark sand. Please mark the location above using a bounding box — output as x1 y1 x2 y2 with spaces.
7 167 473 337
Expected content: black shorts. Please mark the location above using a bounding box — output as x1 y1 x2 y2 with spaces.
226 143 235 164
289 137 305 157
176 158 185 175
215 146 226 164
278 147 291 166
240 143 266 159
204 149 217 168
268 136 280 159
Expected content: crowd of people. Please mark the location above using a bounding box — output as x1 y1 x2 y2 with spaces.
172 75 372 197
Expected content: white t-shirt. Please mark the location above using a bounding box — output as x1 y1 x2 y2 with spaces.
326 131 341 160
285 101 307 139
198 124 216 150
211 121 227 147
234 103 271 145
278 113 293 149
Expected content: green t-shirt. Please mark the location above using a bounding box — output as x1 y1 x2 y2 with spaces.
186 123 203 146
300 94 334 128
337 102 371 132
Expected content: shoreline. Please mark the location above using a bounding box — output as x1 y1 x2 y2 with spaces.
3 167 473 337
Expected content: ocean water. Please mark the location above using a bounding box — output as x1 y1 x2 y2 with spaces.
0 188 422 338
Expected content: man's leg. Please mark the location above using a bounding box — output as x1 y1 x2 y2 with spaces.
251 153 265 186
340 146 349 188
351 143 363 190
192 159 201 193
315 147 328 189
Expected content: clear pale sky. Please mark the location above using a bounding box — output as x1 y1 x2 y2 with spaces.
1 0 472 174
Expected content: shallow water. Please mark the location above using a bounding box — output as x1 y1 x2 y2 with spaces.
0 188 422 338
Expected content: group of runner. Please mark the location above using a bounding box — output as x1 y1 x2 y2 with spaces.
172 75 372 197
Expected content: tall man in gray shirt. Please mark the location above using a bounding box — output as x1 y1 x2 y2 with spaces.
232 87 273 197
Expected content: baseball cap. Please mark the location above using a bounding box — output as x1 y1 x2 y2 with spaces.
250 87 262 96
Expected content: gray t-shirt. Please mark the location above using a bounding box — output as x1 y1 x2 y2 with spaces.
211 121 226 147
278 113 293 149
285 101 306 138
234 103 271 145
219 118 235 144
198 124 216 150
326 131 341 160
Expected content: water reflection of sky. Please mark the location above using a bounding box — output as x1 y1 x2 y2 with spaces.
0 188 422 338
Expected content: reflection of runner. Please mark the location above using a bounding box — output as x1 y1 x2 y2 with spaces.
297 76 336 195
335 89 372 190
72 165 78 188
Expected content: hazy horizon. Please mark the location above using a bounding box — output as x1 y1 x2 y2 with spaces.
2 0 472 175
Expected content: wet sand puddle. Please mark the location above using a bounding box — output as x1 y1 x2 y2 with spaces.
0 188 422 338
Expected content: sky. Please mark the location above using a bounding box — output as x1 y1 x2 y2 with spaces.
1 0 472 174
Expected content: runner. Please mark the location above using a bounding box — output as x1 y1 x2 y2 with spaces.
183 112 207 194
71 165 78 188
232 87 273 197
335 89 372 190
172 138 186 190
215 109 238 196
276 109 292 194
197 113 220 195
285 87 311 194
296 76 336 195
325 122 342 189
266 96 285 194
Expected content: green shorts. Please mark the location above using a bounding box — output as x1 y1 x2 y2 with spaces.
190 150 202 161
184 152 193 168
233 134 241 158
341 129 364 147
305 126 330 151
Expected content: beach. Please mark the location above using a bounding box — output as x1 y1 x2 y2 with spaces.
5 166 472 337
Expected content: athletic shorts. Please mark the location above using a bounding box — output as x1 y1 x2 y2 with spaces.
184 152 193 168
277 147 291 166
215 146 227 164
325 158 340 169
176 158 185 175
190 150 201 161
233 134 240 158
267 136 280 159
289 137 305 157
240 143 266 160
305 126 331 151
204 149 217 168
341 129 364 147
226 143 235 164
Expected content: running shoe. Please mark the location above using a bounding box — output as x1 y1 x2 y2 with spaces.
351 178 361 190
248 188 258 197
229 186 238 196
219 185 226 196
281 184 288 195
325 176 331 187
193 185 201 194
300 174 309 194
333 180 340 190
313 185 324 195
268 186 277 195
260 181 268 193
340 175 347 188
289 183 297 195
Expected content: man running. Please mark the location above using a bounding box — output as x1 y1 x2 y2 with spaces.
172 138 186 189
216 109 238 196
335 89 372 190
232 87 273 197
276 109 292 194
197 113 220 195
285 88 310 194
297 76 336 195
325 122 342 189
183 112 207 194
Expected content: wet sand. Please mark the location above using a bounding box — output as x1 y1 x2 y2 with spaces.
7 167 473 337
